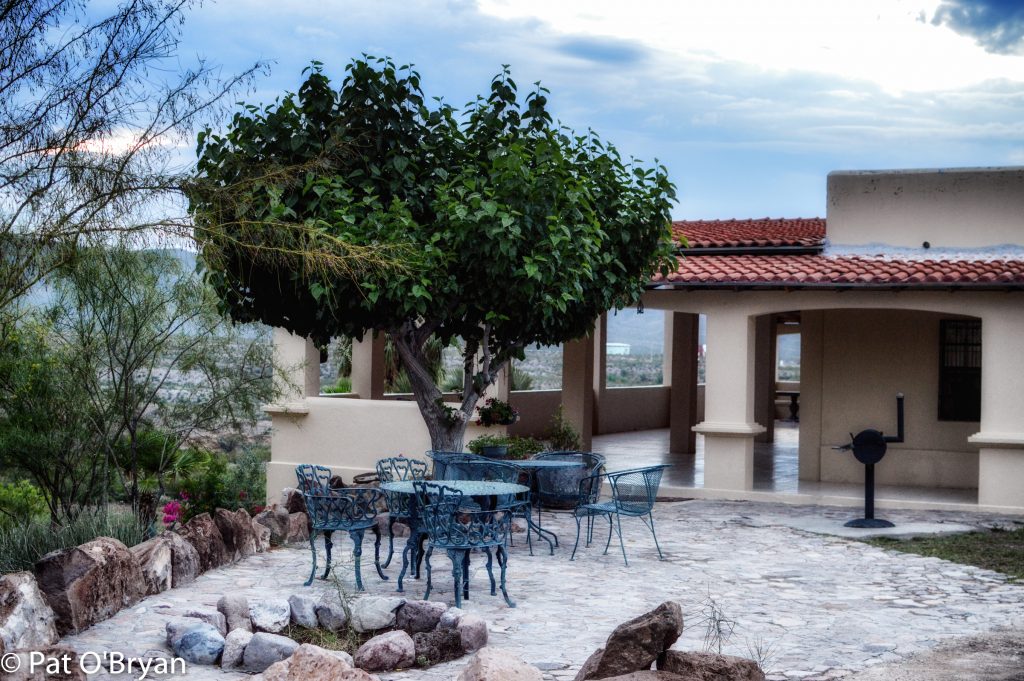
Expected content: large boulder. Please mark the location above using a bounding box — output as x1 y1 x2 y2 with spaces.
3 646 85 681
457 647 543 681
288 594 319 629
281 488 307 514
176 513 229 572
160 530 201 587
221 628 253 668
262 643 378 681
315 602 348 632
213 508 257 561
130 537 173 596
0 572 59 652
457 613 489 653
33 537 146 635
412 629 464 665
658 650 765 681
349 596 405 633
249 598 291 633
353 630 415 672
396 600 447 634
254 507 290 546
166 618 225 665
574 602 683 680
598 673 687 681
217 594 252 633
286 512 310 543
242 632 299 673
253 520 272 553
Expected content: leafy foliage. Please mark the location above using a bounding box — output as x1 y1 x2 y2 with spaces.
191 57 676 450
546 405 583 451
171 450 268 521
0 480 48 530
467 434 546 460
0 509 146 574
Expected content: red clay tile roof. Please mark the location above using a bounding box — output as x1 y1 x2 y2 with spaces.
672 218 825 249
655 254 1024 288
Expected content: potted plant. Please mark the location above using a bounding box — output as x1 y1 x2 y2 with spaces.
475 397 519 427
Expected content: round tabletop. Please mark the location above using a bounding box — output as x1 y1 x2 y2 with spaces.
380 480 529 496
513 459 586 469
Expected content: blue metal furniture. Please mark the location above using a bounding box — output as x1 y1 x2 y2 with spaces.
425 450 466 481
295 464 387 590
415 481 516 608
570 465 669 567
532 451 606 509
375 456 429 568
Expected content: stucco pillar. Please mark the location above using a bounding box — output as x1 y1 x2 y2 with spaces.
798 310 824 482
969 310 1024 508
351 332 386 399
753 314 777 443
693 309 765 491
272 327 320 403
592 313 608 434
562 331 595 451
666 312 699 454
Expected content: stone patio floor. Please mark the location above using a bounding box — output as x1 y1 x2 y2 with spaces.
63 500 1024 681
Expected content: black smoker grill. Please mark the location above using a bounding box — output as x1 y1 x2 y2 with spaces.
833 393 905 528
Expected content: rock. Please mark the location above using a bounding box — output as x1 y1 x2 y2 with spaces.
288 594 319 628
262 643 378 681
349 595 405 633
315 602 348 631
457 647 543 681
213 508 257 560
166 619 225 665
253 520 272 552
242 632 300 673
332 649 355 667
221 628 253 668
160 531 201 587
254 507 290 546
281 488 307 514
329 475 346 489
396 600 447 634
33 537 146 635
354 630 415 672
412 628 464 665
287 512 310 543
184 608 227 636
457 613 489 653
438 606 464 630
218 594 252 633
0 572 59 652
250 598 292 633
3 646 85 681
574 601 684 680
176 513 230 572
658 650 766 681
599 673 687 681
130 537 173 595
511 518 528 534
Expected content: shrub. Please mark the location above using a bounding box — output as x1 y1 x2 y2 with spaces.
0 480 48 530
172 450 267 521
0 510 146 574
467 434 545 460
546 405 582 451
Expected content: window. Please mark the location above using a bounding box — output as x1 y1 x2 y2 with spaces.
938 320 981 422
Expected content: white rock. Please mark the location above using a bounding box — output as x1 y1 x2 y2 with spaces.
0 572 59 651
221 628 253 668
349 595 405 633
288 594 319 628
250 598 292 633
457 647 543 681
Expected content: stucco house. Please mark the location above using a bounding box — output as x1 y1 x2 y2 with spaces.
267 166 1024 514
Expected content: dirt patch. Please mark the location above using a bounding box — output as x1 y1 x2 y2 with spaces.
847 629 1024 681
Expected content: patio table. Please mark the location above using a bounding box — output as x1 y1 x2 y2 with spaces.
509 459 586 553
381 479 529 592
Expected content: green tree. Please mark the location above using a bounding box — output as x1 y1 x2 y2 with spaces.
190 58 675 451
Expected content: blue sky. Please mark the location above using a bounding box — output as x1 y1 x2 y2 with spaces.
171 0 1024 219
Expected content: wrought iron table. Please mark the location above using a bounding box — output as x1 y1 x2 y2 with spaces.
509 459 586 553
381 479 529 593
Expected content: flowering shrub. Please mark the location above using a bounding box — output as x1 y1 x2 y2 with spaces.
475 397 518 427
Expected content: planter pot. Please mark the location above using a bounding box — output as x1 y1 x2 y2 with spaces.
480 445 509 459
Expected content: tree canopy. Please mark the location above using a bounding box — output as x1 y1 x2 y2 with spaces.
190 57 676 449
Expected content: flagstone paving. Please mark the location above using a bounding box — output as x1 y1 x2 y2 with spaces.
62 500 1024 681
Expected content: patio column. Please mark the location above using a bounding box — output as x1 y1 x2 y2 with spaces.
562 329 596 451
272 327 320 403
970 309 1024 508
798 310 824 482
593 313 608 434
351 331 386 399
753 314 777 443
665 312 699 454
694 309 765 491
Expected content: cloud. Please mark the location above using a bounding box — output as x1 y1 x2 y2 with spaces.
932 0 1024 54
556 35 647 64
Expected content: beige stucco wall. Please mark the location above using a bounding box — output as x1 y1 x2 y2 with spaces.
827 167 1024 249
815 309 979 489
508 385 680 439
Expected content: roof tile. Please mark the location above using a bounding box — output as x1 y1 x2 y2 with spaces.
673 218 825 249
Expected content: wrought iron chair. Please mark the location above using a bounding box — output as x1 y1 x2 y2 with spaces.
425 450 466 481
295 464 387 590
414 481 516 609
438 456 538 550
375 456 429 568
570 465 669 567
533 451 607 509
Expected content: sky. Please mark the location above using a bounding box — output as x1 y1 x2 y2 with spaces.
169 0 1024 219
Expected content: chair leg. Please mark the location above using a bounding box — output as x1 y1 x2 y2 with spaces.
305 529 318 587
372 525 388 580
496 545 515 608
398 530 415 593
449 549 464 609
570 514 583 561
485 548 496 595
423 546 434 600
603 515 614 554
462 550 470 601
615 513 629 567
647 512 665 560
349 529 365 591
381 516 396 569
415 534 427 578
322 530 334 580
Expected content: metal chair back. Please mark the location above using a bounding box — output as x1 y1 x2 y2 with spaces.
425 450 468 480
534 451 606 508
608 465 668 516
304 487 383 532
377 456 429 521
295 464 332 494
